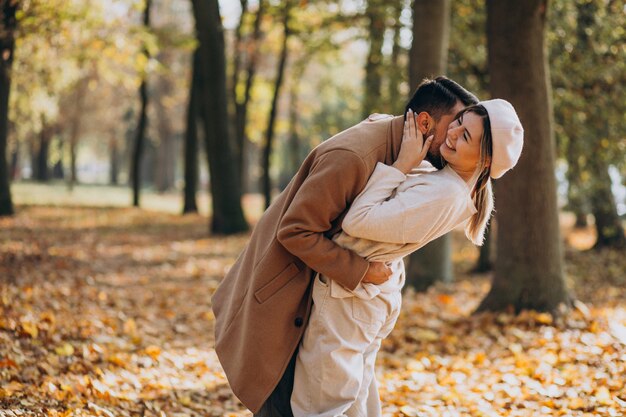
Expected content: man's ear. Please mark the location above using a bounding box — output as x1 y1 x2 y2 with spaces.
416 112 435 134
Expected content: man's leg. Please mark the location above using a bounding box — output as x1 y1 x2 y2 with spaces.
254 351 296 417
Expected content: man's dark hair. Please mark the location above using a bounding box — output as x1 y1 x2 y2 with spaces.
404 76 479 120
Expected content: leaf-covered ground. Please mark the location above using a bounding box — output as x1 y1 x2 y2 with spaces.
1 206 625 417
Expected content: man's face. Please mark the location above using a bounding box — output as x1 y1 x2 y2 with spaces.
425 101 465 168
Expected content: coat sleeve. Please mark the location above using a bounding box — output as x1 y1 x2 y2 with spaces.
342 163 465 244
276 149 371 291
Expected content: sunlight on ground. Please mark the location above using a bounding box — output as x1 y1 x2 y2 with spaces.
1 206 624 416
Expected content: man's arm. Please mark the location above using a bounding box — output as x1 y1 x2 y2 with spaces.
276 149 374 291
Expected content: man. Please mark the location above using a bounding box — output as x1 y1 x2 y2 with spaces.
212 76 478 416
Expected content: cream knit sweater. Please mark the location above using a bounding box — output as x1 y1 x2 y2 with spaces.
328 162 477 299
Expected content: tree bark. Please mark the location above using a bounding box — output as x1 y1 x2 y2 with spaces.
235 0 264 192
67 77 88 191
183 49 200 214
35 119 51 182
405 0 453 291
0 0 17 216
131 0 151 207
477 0 570 313
109 131 119 185
362 0 386 118
387 0 405 115
409 0 451 85
261 0 291 209
472 222 493 273
589 161 625 249
191 0 248 234
154 67 176 193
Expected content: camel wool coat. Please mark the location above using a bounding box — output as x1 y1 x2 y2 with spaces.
212 114 405 413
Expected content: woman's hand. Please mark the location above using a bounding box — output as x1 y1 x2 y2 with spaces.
392 109 434 174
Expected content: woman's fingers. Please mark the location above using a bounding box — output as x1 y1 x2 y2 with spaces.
420 135 434 158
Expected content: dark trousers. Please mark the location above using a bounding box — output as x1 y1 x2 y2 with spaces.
254 350 297 417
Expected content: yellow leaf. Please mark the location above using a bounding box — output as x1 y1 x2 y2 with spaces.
55 343 75 356
123 318 137 336
534 312 553 325
412 329 439 342
21 320 38 338
144 345 161 360
569 397 586 410
399 405 419 416
595 386 612 405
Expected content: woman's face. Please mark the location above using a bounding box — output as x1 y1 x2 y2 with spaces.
439 111 485 175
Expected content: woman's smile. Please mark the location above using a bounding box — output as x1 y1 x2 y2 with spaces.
445 136 456 150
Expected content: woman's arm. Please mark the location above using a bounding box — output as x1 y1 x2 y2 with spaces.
342 163 464 244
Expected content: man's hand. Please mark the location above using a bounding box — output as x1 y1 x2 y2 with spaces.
361 261 392 285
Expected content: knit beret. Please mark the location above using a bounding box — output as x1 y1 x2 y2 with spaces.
481 99 524 179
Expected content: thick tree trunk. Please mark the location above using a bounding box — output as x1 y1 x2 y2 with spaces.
0 0 17 216
261 0 291 209
405 0 453 291
589 162 625 249
387 0 405 115
183 49 200 214
191 0 248 234
362 0 386 118
409 0 451 85
477 0 570 314
131 0 151 207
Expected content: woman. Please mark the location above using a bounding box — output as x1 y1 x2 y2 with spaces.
290 99 524 417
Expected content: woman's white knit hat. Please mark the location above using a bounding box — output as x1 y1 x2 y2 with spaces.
480 99 524 179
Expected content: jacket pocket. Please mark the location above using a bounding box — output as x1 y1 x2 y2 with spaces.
254 263 300 304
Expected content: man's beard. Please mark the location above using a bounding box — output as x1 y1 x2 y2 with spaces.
424 128 444 169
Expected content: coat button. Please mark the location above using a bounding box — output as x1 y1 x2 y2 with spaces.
294 317 304 327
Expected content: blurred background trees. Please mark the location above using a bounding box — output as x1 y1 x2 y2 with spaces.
0 0 624 309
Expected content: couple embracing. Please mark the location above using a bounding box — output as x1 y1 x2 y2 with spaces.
212 76 524 417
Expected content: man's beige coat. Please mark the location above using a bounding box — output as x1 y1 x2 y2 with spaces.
212 115 404 413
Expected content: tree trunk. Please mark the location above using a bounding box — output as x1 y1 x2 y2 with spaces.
565 138 589 228
405 0 453 291
52 136 64 179
284 60 307 184
472 222 493 273
109 131 119 185
131 0 151 207
362 0 386 118
67 77 88 191
191 0 248 234
589 162 625 249
36 120 50 182
387 0 405 115
0 0 17 216
409 0 451 85
261 0 292 209
154 73 175 193
477 0 570 314
235 0 264 192
183 49 200 214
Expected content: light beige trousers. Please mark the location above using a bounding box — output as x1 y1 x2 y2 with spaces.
291 274 402 417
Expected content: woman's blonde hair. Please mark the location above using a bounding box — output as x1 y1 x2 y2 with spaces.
449 104 494 246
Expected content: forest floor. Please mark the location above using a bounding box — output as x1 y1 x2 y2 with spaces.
1 202 625 417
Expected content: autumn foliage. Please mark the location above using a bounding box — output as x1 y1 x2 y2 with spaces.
1 206 625 416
